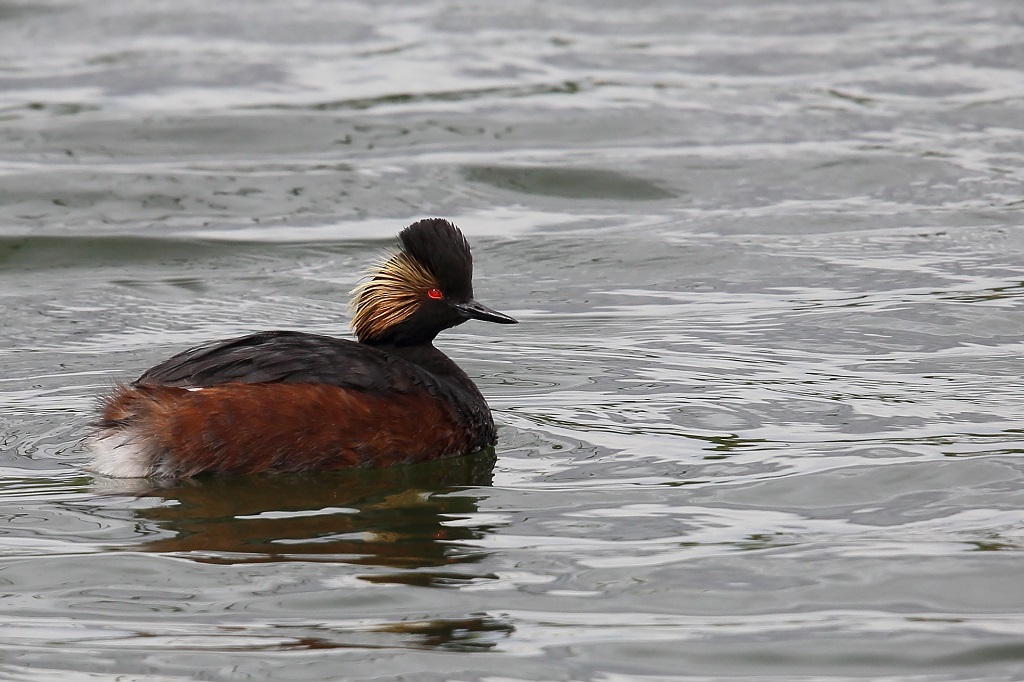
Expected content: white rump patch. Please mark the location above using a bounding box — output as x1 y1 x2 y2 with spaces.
85 429 154 479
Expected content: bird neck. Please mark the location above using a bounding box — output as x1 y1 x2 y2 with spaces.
368 342 477 390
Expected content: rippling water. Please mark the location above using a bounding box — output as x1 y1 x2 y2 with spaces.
2 1 1024 679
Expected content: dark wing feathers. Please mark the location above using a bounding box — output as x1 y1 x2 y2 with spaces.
135 331 425 393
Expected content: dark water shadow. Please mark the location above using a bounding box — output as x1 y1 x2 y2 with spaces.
462 164 676 200
106 450 499 585
0 234 241 270
251 80 584 112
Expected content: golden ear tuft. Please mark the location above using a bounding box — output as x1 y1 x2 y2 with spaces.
349 251 439 342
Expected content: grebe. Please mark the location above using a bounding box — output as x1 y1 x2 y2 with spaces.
87 218 517 478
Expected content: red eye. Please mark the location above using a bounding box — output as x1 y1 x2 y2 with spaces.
427 288 443 300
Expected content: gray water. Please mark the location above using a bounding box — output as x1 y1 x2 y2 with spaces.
2 1 1024 680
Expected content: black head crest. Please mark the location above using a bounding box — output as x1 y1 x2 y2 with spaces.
399 219 473 300
351 219 478 343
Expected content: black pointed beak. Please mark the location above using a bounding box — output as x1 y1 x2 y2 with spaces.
452 300 518 324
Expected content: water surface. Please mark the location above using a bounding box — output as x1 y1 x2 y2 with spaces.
2 1 1024 680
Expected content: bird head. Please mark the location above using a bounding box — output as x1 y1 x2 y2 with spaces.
350 218 516 346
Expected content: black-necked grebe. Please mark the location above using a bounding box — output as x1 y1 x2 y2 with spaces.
87 218 517 478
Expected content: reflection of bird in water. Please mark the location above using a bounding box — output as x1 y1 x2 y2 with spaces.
372 615 515 651
100 450 514 650
88 218 516 477
129 449 498 584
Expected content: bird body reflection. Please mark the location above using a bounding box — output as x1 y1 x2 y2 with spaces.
125 449 498 583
